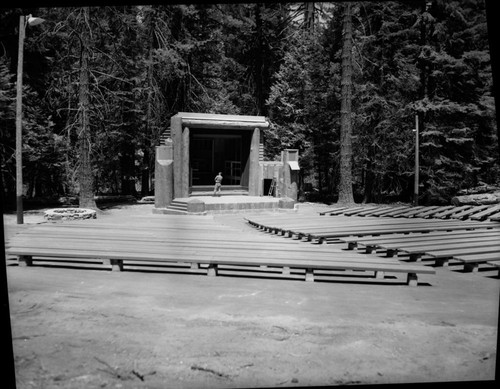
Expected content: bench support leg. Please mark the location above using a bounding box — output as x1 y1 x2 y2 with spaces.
103 259 123 271
365 245 375 254
386 249 396 258
305 268 314 282
112 259 123 271
191 262 199 270
464 263 478 273
18 255 33 267
409 254 421 262
407 273 418 287
282 266 290 275
347 242 357 250
207 264 218 277
375 271 385 279
435 258 449 267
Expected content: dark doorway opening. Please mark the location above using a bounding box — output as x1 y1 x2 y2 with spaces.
190 129 251 190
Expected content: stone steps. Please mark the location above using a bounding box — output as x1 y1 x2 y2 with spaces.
165 200 188 214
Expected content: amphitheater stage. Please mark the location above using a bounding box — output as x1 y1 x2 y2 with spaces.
152 195 296 215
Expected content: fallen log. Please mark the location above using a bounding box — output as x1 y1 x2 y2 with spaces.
451 191 500 206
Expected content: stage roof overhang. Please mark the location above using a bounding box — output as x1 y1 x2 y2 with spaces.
173 112 270 130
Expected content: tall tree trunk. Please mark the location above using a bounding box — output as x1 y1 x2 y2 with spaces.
254 3 267 116
303 2 315 31
415 0 430 206
78 7 97 209
337 2 355 205
142 20 155 197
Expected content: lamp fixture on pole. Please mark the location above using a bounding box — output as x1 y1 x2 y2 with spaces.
15 14 45 224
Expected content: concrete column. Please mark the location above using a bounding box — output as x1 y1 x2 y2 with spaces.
154 141 174 208
283 149 299 201
171 116 183 199
248 128 260 196
182 126 190 197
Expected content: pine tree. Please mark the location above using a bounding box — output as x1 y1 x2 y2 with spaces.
338 2 355 204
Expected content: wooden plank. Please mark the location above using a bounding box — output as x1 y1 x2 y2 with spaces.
341 207 374 216
344 206 383 216
315 222 499 243
8 240 394 264
341 228 500 245
269 217 488 233
487 210 500 221
8 247 435 275
319 207 350 216
415 206 455 218
379 237 500 253
453 253 500 263
392 206 438 218
371 206 414 217
470 204 500 220
424 246 500 259
354 207 393 217
433 205 473 219
342 230 500 252
449 205 491 220
299 220 496 236
9 229 305 246
386 206 426 218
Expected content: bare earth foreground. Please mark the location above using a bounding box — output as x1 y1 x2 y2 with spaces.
2 203 499 388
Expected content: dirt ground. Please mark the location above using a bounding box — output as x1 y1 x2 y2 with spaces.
2 203 499 388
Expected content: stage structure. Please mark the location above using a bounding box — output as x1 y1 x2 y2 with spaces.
154 112 300 213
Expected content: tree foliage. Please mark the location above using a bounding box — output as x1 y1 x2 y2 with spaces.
0 2 497 207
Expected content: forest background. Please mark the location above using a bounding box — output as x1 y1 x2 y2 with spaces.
0 0 499 209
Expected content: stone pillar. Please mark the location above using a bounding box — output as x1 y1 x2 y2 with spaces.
154 141 174 208
171 116 183 199
248 128 260 196
182 126 190 197
283 149 299 201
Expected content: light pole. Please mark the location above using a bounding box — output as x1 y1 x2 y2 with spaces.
413 114 420 206
15 14 44 224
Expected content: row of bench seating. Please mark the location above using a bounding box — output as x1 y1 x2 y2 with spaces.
6 216 435 286
340 229 500 274
246 210 500 277
319 204 500 221
245 214 498 244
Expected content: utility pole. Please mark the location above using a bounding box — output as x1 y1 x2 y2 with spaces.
15 14 45 224
15 15 26 224
414 114 419 206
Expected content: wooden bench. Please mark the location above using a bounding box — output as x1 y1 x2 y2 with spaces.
449 205 491 220
316 205 500 222
341 228 500 251
433 205 473 219
469 204 500 220
375 237 500 263
305 221 498 244
6 224 435 286
485 260 500 277
452 253 500 273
